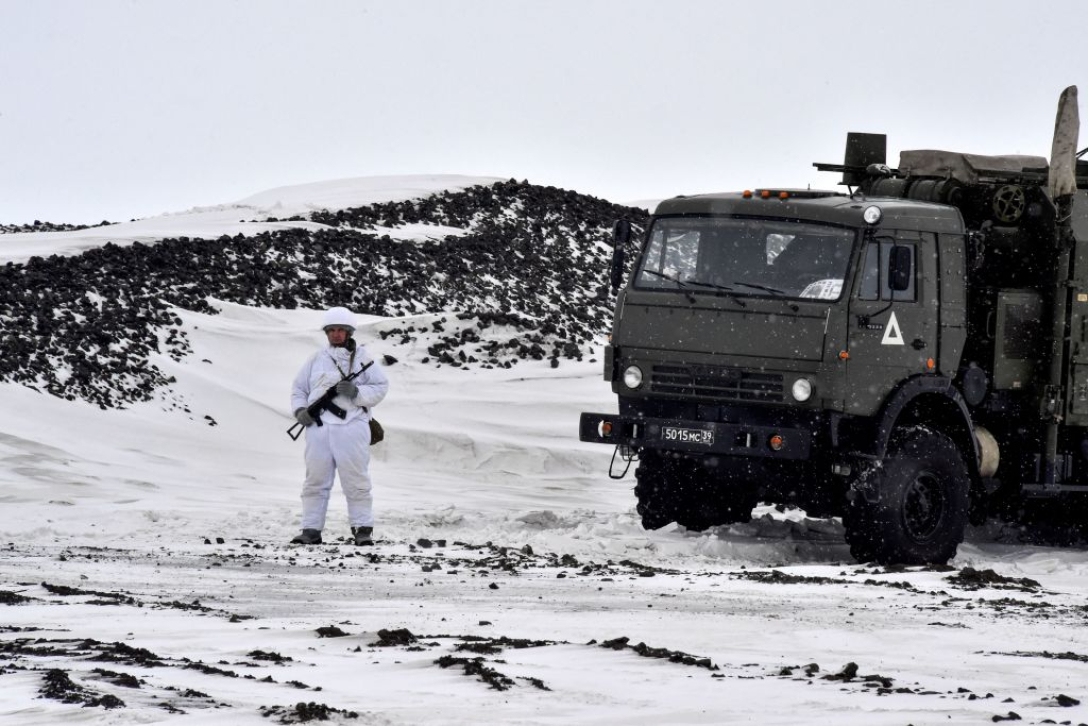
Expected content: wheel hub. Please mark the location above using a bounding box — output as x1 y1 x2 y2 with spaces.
903 472 945 541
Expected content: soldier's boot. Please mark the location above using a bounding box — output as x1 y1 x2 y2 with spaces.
291 529 322 545
352 526 374 546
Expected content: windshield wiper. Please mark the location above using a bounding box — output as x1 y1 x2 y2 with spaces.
686 280 746 307
731 281 788 296
730 280 800 311
642 269 696 303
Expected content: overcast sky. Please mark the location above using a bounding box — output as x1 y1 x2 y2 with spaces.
1 0 1084 224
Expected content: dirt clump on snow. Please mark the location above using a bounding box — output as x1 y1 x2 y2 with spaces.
91 667 143 688
369 628 417 647
946 567 1041 592
259 702 360 723
248 649 294 663
0 589 34 604
434 655 522 691
39 668 126 709
595 636 718 670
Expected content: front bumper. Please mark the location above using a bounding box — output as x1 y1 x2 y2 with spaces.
579 411 812 460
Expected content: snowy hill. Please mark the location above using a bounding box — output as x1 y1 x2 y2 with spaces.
3 176 1088 725
0 175 500 262
0 176 648 409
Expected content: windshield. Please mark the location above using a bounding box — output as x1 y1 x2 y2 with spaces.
635 217 856 301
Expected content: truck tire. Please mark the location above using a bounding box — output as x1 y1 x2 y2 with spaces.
677 495 757 530
675 469 758 531
634 452 679 530
673 479 746 531
635 453 756 531
843 429 969 565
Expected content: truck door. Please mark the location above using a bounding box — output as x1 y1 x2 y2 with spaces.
845 230 939 415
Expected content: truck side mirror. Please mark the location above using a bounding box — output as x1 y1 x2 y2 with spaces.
888 245 912 291
610 219 631 293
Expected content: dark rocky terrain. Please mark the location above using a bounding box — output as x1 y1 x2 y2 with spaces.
0 180 648 409
1 220 113 234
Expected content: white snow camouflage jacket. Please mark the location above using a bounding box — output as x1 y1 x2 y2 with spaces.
291 343 389 425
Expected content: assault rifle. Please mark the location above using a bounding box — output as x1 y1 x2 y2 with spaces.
287 360 374 441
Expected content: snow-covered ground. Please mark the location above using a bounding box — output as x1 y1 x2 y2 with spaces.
3 178 1088 725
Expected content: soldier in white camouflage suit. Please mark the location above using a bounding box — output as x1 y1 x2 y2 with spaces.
290 307 388 545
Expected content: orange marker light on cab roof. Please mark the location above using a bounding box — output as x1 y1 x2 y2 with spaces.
742 190 753 198
779 191 789 200
760 189 771 199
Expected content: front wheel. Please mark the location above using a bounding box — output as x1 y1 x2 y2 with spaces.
634 452 756 532
844 429 970 565
634 452 679 530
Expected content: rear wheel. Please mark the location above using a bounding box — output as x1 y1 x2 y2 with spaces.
843 429 969 565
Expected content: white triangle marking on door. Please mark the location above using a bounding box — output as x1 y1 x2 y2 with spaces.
881 311 904 346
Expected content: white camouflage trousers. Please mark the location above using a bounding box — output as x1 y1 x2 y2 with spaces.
300 417 373 530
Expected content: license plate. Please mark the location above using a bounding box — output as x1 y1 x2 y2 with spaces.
661 426 715 445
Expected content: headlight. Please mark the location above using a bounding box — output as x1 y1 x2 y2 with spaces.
791 378 813 402
623 365 644 389
863 205 883 225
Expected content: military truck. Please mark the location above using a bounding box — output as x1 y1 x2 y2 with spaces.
580 86 1088 564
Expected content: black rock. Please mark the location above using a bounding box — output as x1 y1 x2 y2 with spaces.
315 626 349 638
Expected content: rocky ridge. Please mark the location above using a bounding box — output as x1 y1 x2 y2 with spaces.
1 220 113 234
0 180 648 409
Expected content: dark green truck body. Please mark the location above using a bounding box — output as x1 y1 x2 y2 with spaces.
580 96 1088 563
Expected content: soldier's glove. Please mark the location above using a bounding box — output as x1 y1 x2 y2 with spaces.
294 408 315 427
336 380 359 399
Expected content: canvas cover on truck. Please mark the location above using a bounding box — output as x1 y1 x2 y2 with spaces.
898 150 1048 184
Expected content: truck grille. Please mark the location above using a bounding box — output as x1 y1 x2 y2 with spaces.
650 364 784 402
